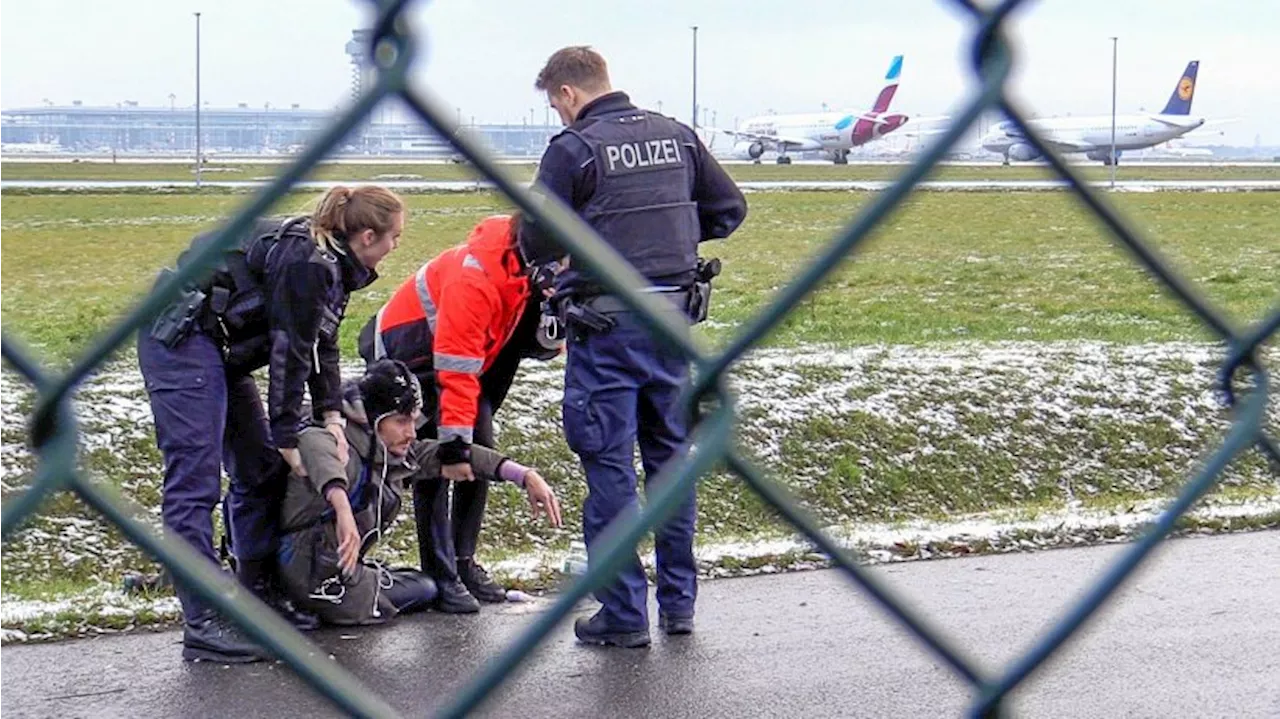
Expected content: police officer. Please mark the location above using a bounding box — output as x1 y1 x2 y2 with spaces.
357 213 561 613
137 185 405 662
276 359 562 626
522 46 747 647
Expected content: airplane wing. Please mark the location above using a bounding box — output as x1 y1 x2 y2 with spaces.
1180 120 1237 139
891 114 954 138
715 128 823 152
1039 137 1096 153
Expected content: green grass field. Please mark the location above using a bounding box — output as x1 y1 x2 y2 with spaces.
3 160 1279 184
3 189 1277 364
2 188 1277 638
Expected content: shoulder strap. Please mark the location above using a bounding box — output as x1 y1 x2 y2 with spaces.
219 216 308 291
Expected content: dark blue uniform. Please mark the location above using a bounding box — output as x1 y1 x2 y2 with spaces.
137 217 375 620
530 92 746 633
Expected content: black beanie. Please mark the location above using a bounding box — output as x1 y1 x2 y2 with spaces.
358 359 423 425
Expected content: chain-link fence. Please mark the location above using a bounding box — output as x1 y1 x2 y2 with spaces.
3 0 1277 716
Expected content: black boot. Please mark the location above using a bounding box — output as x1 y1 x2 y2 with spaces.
457 558 507 603
433 577 481 614
658 612 695 636
573 610 651 648
183 611 271 663
237 558 320 632
268 592 321 632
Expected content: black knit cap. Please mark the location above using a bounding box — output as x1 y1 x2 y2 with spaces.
358 359 423 425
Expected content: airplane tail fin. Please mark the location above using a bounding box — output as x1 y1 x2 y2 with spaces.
1160 60 1199 115
870 55 903 114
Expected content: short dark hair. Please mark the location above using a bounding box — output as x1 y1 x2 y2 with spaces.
516 209 559 267
534 46 610 93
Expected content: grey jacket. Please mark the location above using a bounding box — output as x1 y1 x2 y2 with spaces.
276 386 509 625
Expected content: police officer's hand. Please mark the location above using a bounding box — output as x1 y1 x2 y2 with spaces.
326 422 350 465
280 447 307 477
523 470 563 527
441 462 476 482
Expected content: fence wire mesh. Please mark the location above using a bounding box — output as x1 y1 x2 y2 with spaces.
2 0 1277 717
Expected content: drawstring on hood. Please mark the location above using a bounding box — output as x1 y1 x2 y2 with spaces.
361 420 392 619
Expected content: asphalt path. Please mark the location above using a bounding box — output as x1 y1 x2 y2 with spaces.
3 530 1278 718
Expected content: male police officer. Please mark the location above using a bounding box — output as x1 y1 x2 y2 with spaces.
522 46 747 648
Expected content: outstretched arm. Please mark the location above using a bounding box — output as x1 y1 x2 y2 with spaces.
496 460 563 528
413 440 562 527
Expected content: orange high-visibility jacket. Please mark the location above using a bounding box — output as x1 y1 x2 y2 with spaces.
371 215 530 445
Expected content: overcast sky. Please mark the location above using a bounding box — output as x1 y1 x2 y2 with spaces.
2 0 1275 146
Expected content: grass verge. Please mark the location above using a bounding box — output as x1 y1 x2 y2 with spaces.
3 190 1277 363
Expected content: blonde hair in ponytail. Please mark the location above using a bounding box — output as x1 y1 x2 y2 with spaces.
310 185 405 254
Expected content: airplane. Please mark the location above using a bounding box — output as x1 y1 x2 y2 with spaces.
709 55 938 165
980 60 1220 165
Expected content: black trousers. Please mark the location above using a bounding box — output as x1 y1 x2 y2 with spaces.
411 339 523 577
413 394 492 576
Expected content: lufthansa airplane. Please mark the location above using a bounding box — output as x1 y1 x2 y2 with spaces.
980 61 1221 165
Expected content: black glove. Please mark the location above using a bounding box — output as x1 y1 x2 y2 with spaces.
438 436 471 466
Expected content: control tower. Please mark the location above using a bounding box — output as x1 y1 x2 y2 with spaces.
345 29 375 101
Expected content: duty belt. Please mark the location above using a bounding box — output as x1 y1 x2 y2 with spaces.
583 289 693 316
560 289 694 340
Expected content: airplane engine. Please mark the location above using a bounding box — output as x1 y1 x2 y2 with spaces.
1007 143 1041 162
1085 148 1122 165
733 141 765 160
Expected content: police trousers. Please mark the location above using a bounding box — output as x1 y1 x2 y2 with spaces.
137 329 287 619
563 311 697 631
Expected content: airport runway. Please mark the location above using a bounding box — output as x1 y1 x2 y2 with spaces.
2 155 1277 168
4 178 1279 192
3 531 1278 718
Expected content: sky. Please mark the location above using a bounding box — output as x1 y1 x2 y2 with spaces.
1 0 1276 147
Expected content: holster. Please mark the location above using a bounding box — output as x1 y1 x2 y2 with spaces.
148 268 209 348
688 282 712 324
688 257 722 325
562 302 616 341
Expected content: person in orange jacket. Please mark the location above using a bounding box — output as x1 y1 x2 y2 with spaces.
357 212 562 612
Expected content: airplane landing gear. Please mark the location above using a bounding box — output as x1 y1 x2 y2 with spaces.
776 154 792 165
832 150 849 165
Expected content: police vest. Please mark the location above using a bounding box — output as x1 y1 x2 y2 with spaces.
563 111 701 289
177 216 342 367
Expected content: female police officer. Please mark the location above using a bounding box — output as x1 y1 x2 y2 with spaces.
137 185 405 662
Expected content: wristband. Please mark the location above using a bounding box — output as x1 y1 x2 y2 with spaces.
498 459 530 488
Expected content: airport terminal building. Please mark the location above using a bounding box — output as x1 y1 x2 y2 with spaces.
0 102 559 158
